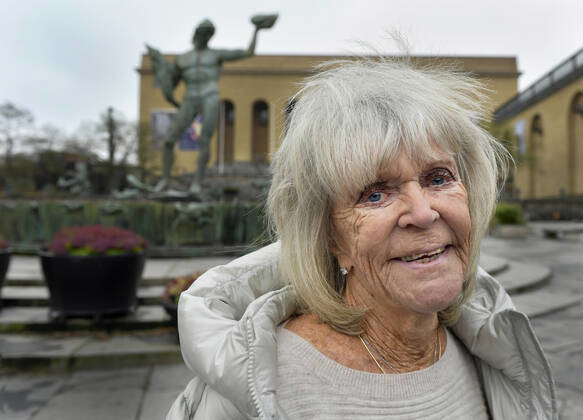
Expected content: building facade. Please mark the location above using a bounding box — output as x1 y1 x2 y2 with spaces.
137 54 519 177
495 48 583 199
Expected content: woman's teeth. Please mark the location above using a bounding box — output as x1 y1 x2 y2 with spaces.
399 247 446 263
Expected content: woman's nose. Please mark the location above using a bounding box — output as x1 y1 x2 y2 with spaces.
397 182 440 229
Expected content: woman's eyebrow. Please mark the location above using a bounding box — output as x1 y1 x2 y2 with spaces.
362 180 388 190
423 159 456 170
362 178 400 191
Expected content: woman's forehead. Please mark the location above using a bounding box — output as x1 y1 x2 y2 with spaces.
374 146 457 178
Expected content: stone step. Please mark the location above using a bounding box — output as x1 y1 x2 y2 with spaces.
4 277 171 287
512 290 583 319
1 285 165 307
495 260 552 294
2 255 235 287
479 254 508 276
0 329 181 372
0 305 173 333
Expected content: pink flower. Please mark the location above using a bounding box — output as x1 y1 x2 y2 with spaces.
48 225 147 256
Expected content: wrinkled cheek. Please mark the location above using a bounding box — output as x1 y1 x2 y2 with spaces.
458 216 472 269
352 251 394 290
337 212 375 259
352 226 395 283
331 210 357 256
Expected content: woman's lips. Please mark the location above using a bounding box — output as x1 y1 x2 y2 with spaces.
393 245 452 268
397 246 447 262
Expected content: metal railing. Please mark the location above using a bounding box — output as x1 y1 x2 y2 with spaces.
494 47 583 122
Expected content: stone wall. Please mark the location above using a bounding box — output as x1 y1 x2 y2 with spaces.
0 200 266 254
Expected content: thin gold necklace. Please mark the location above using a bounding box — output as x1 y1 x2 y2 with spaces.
359 335 387 373
359 326 442 374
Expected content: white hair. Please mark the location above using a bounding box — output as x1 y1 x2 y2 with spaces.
267 57 509 335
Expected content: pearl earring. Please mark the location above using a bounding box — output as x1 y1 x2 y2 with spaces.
340 267 348 276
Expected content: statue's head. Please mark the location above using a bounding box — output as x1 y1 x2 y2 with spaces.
193 19 215 49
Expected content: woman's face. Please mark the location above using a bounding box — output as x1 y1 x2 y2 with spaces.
332 148 471 316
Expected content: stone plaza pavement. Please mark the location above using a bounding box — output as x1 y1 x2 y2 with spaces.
481 230 583 419
1 225 583 419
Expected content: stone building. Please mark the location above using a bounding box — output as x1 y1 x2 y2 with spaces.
137 54 519 177
494 47 583 199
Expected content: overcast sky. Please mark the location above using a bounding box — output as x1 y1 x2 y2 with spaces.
3 0 583 132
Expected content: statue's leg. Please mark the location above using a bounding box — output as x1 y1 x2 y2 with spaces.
163 98 199 183
195 94 220 185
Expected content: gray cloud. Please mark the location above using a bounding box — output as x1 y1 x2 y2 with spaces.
3 0 583 132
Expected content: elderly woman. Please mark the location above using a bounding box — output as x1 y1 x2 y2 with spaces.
167 59 556 419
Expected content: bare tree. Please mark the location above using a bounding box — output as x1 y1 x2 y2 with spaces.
66 121 100 158
0 101 34 171
24 123 66 155
97 107 137 192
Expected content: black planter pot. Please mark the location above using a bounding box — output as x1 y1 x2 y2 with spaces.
0 249 11 309
40 252 145 319
161 298 178 325
161 297 180 343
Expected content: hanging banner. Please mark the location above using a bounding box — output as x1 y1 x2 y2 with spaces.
150 110 174 149
179 114 203 150
514 119 526 155
150 110 202 150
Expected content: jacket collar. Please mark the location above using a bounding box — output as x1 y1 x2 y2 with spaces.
179 244 555 419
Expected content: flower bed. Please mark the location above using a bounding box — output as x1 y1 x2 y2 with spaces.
162 272 204 324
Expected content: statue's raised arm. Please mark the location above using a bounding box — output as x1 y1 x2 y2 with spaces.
146 45 181 108
218 14 278 62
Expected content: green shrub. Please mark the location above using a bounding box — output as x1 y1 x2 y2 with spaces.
494 203 525 225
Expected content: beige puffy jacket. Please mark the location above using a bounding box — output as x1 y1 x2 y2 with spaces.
167 243 557 419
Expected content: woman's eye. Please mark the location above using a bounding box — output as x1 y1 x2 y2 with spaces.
357 181 392 205
426 168 455 187
367 192 383 202
431 176 446 186
357 186 392 205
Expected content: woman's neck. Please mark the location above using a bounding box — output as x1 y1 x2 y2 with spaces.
345 280 442 372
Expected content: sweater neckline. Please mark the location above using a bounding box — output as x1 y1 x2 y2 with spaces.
278 326 470 400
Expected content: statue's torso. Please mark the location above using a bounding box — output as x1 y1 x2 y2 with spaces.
177 49 222 97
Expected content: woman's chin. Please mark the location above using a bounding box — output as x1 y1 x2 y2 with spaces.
383 252 465 314
384 273 463 316
410 281 463 314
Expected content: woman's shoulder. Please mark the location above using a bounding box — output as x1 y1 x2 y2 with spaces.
283 313 371 371
285 313 329 341
285 313 350 349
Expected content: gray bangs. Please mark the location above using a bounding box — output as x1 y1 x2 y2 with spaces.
288 65 480 204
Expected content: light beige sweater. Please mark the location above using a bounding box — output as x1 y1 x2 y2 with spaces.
276 327 490 419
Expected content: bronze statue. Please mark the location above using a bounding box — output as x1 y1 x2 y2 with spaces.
147 14 278 193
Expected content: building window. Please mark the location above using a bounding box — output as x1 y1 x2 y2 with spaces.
218 100 235 164
569 93 583 194
529 115 544 198
252 100 269 163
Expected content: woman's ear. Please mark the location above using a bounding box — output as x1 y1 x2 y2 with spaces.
330 239 353 274
336 255 353 274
